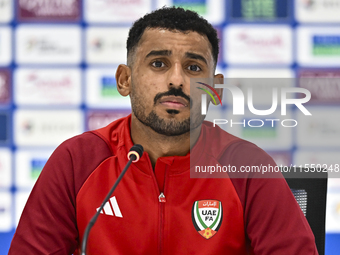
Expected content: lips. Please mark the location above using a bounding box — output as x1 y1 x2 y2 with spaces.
159 96 189 109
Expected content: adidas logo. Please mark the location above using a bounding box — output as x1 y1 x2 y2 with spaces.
96 196 123 218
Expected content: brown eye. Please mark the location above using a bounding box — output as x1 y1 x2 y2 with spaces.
152 61 165 68
187 65 201 72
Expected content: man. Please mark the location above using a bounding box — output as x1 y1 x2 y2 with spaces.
9 7 317 255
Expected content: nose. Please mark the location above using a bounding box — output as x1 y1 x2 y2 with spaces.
167 62 185 89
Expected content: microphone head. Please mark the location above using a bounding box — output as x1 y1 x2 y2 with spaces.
128 144 144 162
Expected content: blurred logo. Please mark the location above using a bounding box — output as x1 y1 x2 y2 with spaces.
18 0 80 21
21 120 34 135
225 26 292 64
89 37 124 52
300 0 340 9
241 0 276 19
335 201 340 218
19 114 77 136
0 149 11 188
0 27 11 65
86 28 129 64
101 76 119 98
0 0 11 23
299 70 340 103
173 0 207 14
16 26 81 64
30 159 47 179
300 0 315 9
85 0 152 23
0 113 8 143
87 110 131 131
15 69 81 105
242 118 277 138
308 120 340 136
26 72 71 88
0 0 9 8
15 110 83 147
313 35 340 56
0 70 10 104
237 32 283 47
26 37 73 54
90 38 104 51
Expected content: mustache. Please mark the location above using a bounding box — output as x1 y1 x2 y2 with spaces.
154 87 192 108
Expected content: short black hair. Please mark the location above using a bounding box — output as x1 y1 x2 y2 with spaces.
127 6 219 66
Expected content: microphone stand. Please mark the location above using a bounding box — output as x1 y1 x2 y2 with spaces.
80 155 136 255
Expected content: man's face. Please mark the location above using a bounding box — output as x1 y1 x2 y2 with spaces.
129 28 216 136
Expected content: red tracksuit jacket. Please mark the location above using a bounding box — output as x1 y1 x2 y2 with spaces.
9 115 318 254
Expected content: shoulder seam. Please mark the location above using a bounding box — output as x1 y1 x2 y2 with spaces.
87 130 114 155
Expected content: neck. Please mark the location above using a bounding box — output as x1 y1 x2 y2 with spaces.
130 114 202 168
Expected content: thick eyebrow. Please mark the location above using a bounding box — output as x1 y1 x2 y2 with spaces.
185 52 208 65
145 50 171 58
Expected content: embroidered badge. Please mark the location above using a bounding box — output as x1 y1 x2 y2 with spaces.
192 200 223 239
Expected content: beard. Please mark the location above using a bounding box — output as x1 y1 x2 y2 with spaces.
130 87 205 136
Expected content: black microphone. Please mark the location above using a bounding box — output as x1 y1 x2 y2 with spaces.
81 144 144 255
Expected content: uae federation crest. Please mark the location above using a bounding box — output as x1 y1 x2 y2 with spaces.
192 200 223 239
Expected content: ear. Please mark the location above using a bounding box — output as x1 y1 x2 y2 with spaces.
116 64 132 96
213 73 224 105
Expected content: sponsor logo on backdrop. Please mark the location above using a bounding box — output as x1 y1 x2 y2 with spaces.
15 68 81 105
18 0 80 21
298 70 340 104
231 0 289 20
0 0 12 23
16 26 81 64
241 118 278 138
0 112 9 144
173 0 207 14
297 27 340 66
86 68 131 108
326 192 340 232
101 76 119 97
15 150 52 188
313 36 340 56
294 150 340 167
30 159 47 179
0 149 11 188
0 69 10 104
0 27 12 66
226 68 295 78
86 27 128 64
156 0 224 24
240 0 276 18
87 110 131 130
14 110 83 146
85 0 152 23
26 38 72 54
0 192 11 231
296 0 340 22
225 26 292 64
296 107 340 148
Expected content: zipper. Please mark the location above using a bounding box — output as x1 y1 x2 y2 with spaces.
158 165 168 255
158 192 166 255
159 192 166 202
